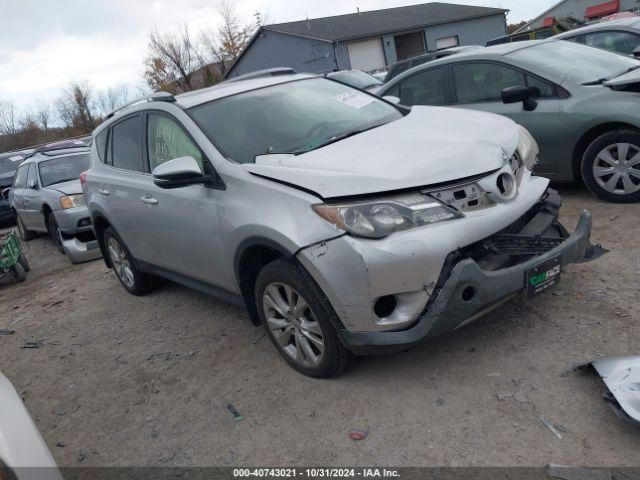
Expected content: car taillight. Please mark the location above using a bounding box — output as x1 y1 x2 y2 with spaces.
79 171 87 189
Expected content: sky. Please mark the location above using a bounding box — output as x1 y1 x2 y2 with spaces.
0 0 559 112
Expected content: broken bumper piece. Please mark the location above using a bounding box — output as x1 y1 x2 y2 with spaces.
342 202 603 355
573 356 640 427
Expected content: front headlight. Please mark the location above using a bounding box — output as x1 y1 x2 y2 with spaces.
313 192 463 239
60 194 85 209
518 126 539 170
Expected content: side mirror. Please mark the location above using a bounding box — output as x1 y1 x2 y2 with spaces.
633 46 640 59
1 188 9 200
152 156 209 189
383 95 401 105
502 85 538 112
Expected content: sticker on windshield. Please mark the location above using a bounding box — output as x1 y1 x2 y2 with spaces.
334 91 374 109
9 156 23 162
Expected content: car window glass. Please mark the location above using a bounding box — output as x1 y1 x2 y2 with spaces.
584 31 640 56
38 154 91 187
147 114 203 171
453 63 525 104
95 129 108 163
26 163 38 187
13 165 28 188
398 68 446 106
110 116 143 172
526 75 556 98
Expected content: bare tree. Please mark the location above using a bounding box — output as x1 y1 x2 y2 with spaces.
97 84 130 116
34 101 52 132
0 101 20 136
57 81 97 132
144 23 199 93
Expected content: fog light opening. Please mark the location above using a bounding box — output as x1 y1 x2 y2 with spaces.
461 286 476 302
497 173 515 197
374 295 397 319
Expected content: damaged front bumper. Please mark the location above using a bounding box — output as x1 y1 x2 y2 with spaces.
299 187 604 355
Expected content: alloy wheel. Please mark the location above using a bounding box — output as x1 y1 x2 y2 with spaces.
592 143 640 195
262 282 325 368
107 236 135 289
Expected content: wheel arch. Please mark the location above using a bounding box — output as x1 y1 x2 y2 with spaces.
233 237 295 326
572 122 640 181
91 213 114 267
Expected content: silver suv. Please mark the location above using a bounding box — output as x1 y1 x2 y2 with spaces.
84 73 602 377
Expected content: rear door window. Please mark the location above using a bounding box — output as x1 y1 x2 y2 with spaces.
26 163 38 188
453 62 525 104
147 114 204 171
109 115 143 172
398 67 447 106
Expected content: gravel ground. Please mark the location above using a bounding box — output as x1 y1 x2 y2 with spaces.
1 185 639 468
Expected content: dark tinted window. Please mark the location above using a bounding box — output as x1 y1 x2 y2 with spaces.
526 75 556 98
110 116 143 171
453 63 525 103
584 30 640 56
38 154 91 187
95 129 108 163
12 165 28 188
398 68 446 106
26 163 38 187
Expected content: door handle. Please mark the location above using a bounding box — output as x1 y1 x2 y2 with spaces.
98 189 110 196
141 196 158 205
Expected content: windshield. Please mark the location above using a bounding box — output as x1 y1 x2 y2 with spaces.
508 40 640 84
38 154 90 187
328 71 383 89
189 78 402 164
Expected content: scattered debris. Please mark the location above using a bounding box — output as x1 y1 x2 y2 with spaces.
538 415 563 440
54 406 66 416
20 340 44 349
253 332 267 344
514 391 529 404
497 393 513 401
77 451 86 463
158 452 176 464
223 450 238 465
0 329 15 336
486 372 501 377
55 442 66 448
349 429 368 441
114 354 128 364
226 404 244 422
436 398 444 406
609 215 619 222
547 464 612 480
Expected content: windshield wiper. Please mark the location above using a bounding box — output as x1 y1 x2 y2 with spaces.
45 178 78 187
289 124 386 155
583 64 640 86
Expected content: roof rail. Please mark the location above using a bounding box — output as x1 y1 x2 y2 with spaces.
225 68 297 83
105 91 176 119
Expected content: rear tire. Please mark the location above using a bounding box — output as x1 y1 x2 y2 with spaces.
103 227 159 295
18 254 30 273
47 214 65 254
11 263 26 283
254 258 351 378
16 214 36 241
581 130 640 202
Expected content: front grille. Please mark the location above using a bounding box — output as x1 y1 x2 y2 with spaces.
487 234 564 256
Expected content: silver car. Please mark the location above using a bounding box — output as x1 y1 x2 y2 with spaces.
84 73 602 377
9 143 101 263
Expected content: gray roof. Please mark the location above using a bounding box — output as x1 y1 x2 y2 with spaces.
263 2 508 42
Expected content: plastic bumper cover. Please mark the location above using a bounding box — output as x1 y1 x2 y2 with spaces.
342 209 599 355
62 237 101 264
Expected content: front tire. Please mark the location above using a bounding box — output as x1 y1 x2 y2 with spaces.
18 254 30 273
11 262 26 283
16 214 36 241
103 227 159 296
581 130 640 202
47 214 65 254
255 258 351 378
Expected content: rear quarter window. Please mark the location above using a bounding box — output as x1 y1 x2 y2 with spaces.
95 129 108 163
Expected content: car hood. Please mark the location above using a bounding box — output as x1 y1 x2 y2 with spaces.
244 106 519 199
48 179 82 195
0 172 14 189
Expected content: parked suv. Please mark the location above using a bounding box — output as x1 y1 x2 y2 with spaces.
85 74 602 377
9 141 101 263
